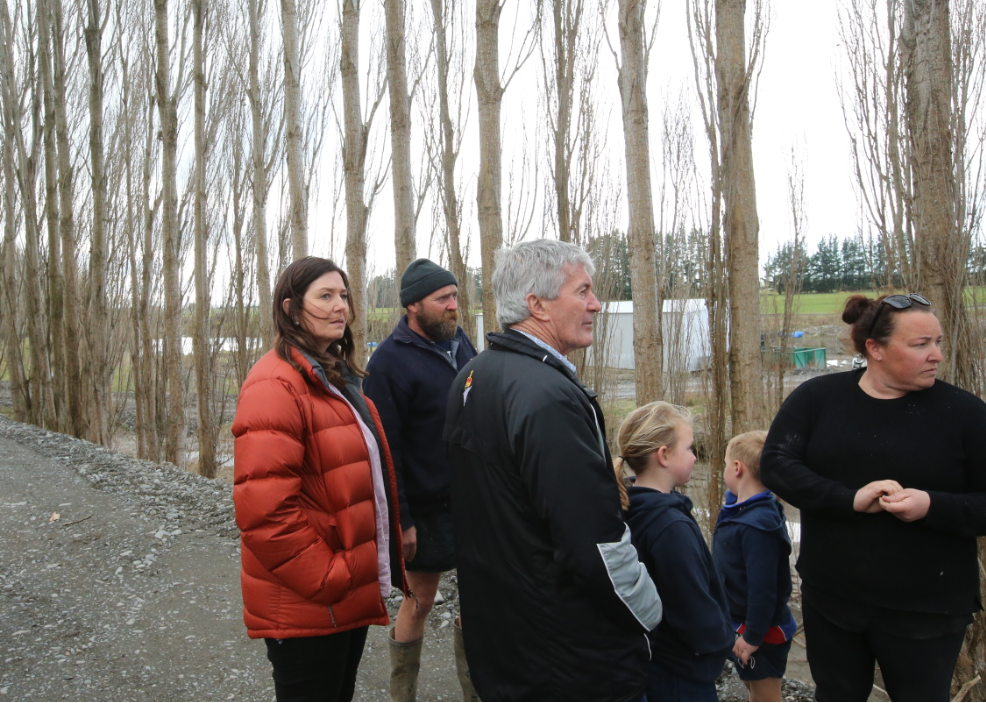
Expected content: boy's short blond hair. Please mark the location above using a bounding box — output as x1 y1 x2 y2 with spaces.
726 430 768 480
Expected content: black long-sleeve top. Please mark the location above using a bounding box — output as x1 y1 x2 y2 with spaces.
761 369 986 617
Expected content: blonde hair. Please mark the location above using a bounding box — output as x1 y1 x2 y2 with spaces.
726 430 768 480
614 401 692 510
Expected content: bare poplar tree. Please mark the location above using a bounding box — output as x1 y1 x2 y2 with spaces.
613 0 663 404
474 0 537 329
84 0 110 443
248 0 278 350
50 0 88 439
38 0 65 430
386 0 416 275
0 0 28 422
474 0 504 328
688 0 730 527
340 0 383 360
190 0 216 477
154 0 185 466
714 0 768 434
281 0 307 259
428 0 473 338
902 0 975 391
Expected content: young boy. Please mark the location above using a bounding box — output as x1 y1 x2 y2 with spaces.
712 431 797 702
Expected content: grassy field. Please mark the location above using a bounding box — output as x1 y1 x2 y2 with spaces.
761 291 881 315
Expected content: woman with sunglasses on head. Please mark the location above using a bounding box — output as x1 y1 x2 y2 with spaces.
761 293 986 701
231 257 407 701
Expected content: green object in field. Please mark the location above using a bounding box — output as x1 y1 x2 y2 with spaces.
769 346 827 368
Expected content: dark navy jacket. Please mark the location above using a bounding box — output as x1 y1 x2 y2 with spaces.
364 315 476 529
712 490 797 646
626 486 734 684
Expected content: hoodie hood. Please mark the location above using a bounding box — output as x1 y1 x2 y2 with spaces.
627 486 694 536
716 490 789 542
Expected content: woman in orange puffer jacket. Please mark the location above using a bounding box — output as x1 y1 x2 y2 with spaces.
232 257 406 702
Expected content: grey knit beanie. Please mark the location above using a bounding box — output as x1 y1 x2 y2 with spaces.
400 259 458 307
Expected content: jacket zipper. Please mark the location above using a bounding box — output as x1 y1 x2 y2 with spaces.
327 605 338 627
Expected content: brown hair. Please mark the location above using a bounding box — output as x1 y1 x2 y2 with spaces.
726 430 768 480
842 294 933 357
272 256 365 388
613 401 692 510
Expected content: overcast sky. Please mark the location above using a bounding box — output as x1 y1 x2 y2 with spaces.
314 1 858 276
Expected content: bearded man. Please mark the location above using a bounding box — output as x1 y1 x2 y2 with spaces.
364 258 478 701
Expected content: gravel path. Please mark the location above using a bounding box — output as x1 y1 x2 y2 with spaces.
0 416 463 702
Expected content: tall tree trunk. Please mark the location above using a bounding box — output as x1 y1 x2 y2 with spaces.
715 0 764 433
550 0 579 243
430 0 474 340
38 0 65 431
50 0 89 439
341 0 368 361
7 11 55 428
248 0 274 350
386 0 416 276
85 0 109 444
192 0 216 478
281 0 307 260
155 0 185 466
141 89 160 461
617 0 663 404
903 0 969 386
0 1 28 420
474 0 503 330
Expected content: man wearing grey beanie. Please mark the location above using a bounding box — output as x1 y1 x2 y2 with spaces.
364 258 478 701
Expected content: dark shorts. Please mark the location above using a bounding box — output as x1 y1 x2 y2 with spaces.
406 504 455 573
731 638 791 681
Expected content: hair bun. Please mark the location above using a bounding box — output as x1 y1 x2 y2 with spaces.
842 294 876 325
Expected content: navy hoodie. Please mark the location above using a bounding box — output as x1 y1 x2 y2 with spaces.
364 316 477 528
626 486 734 683
712 490 797 647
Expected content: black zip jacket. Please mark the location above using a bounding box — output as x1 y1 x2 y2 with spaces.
444 330 661 702
364 316 477 529
626 487 734 684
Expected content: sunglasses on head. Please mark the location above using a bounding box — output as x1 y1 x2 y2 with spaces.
868 293 931 337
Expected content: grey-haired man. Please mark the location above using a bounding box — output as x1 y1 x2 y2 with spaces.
445 239 662 701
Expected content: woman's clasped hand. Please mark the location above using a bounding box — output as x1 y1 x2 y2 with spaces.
852 479 931 522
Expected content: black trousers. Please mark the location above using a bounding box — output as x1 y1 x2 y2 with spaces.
803 601 965 702
264 626 369 702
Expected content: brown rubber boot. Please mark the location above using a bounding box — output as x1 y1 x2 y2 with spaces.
453 617 481 702
388 627 423 702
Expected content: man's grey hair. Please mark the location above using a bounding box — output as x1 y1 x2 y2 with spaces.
492 239 596 329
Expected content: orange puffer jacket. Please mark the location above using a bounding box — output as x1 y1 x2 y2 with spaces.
232 348 405 639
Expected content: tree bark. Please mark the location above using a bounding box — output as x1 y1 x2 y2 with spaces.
248 0 274 350
38 0 66 431
155 0 186 466
281 0 307 260
386 0 416 276
192 0 216 478
474 0 503 330
430 0 474 340
85 0 109 443
341 0 368 360
50 0 89 439
903 0 969 386
0 0 28 420
715 0 764 433
140 87 160 462
617 0 663 404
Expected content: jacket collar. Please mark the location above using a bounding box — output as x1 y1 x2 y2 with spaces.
293 347 360 394
486 329 596 399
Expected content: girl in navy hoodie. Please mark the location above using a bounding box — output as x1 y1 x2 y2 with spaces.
616 402 735 702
